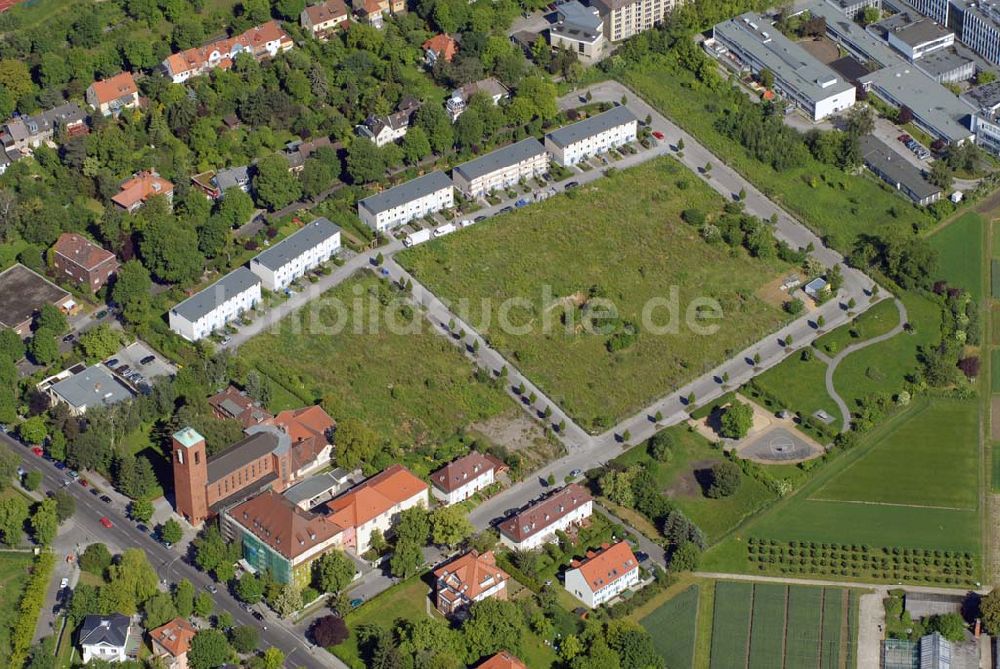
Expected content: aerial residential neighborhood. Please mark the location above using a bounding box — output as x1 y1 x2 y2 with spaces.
0 0 999 667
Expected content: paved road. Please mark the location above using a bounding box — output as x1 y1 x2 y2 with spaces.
822 298 909 432
6 433 345 669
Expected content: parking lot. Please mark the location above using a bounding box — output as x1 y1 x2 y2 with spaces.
105 340 176 390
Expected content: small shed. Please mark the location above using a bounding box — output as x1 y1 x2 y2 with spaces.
804 277 829 299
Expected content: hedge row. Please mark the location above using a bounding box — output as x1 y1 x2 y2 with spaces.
10 551 55 669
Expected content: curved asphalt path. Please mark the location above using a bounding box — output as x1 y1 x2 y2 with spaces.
823 297 909 432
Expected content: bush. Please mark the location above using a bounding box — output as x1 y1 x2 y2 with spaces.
79 543 112 575
9 552 55 668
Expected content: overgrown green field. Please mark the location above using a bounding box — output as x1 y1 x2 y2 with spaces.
618 55 933 252
399 158 790 431
813 298 901 356
928 213 985 301
240 273 515 457
0 551 34 669
752 354 841 427
639 585 699 668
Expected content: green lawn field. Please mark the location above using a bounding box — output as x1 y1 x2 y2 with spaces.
709 582 752 669
783 586 823 668
929 213 984 301
399 157 791 431
639 585 699 668
752 353 841 427
613 425 780 543
813 298 902 356
814 399 979 509
619 55 933 253
0 551 34 669
240 273 514 458
748 583 787 668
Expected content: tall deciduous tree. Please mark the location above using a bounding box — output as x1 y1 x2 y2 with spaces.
253 154 302 211
112 260 153 325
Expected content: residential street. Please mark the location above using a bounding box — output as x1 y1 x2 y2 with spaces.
7 433 347 669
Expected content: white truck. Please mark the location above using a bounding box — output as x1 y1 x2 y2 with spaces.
433 223 457 237
403 228 432 247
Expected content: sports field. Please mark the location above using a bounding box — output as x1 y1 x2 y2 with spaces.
398 158 791 431
639 585 699 668
708 581 856 669
929 212 984 302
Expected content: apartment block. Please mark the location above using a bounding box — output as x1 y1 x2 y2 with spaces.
549 1 606 62
564 541 640 608
52 233 119 291
249 218 341 291
452 138 549 199
168 267 261 341
357 170 454 232
591 0 672 42
498 484 593 551
545 105 637 166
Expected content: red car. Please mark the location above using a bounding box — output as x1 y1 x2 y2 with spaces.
30 447 43 457
99 517 113 529
652 131 665 140
80 479 89 487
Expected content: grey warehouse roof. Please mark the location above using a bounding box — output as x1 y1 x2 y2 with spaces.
885 14 952 47
965 80 1000 110
206 424 290 483
452 137 546 182
50 365 134 410
859 135 942 200
170 267 260 323
714 13 855 105
359 170 452 215
916 47 972 79
860 64 975 142
251 218 340 271
546 106 637 149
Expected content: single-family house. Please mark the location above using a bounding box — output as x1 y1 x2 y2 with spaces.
111 171 174 213
446 77 509 121
564 541 640 608
357 98 420 146
452 138 549 199
249 217 341 291
423 34 458 66
149 617 196 669
478 651 529 669
430 451 503 505
79 614 139 664
498 483 593 551
351 0 405 28
52 233 119 291
301 0 350 39
168 267 261 341
433 550 510 615
357 170 454 231
86 72 140 117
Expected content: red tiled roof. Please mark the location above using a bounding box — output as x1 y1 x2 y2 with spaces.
422 34 458 62
89 72 138 106
430 451 498 493
149 617 196 657
165 21 292 76
229 490 343 559
569 541 638 592
434 550 508 604
270 405 335 471
52 233 116 271
326 464 426 528
498 483 592 544
111 171 173 209
478 651 528 669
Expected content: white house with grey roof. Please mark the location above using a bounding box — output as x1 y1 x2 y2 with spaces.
169 267 261 341
545 105 638 166
79 614 138 663
42 364 135 416
358 170 454 232
249 218 341 291
712 12 856 120
451 138 549 198
549 1 606 63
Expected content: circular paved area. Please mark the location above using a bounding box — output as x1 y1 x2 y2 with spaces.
737 425 822 463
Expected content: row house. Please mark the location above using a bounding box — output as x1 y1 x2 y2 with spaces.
430 451 504 506
325 464 428 554
168 266 261 341
564 541 640 608
86 72 140 117
498 483 593 551
445 77 509 122
301 0 350 39
452 137 549 199
163 21 294 84
545 105 638 166
111 171 174 213
358 170 454 232
433 550 510 615
249 217 341 291
51 232 119 292
357 97 420 146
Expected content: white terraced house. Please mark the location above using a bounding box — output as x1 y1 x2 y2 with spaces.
168 267 261 341
545 105 638 166
564 541 640 608
357 171 454 232
497 483 593 551
429 451 502 506
249 218 341 291
451 138 549 199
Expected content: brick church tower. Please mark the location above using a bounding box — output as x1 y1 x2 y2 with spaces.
172 427 209 525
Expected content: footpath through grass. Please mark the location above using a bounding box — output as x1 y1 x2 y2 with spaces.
399 157 790 431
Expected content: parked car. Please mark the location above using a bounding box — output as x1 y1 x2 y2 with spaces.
54 461 66 470
474 215 487 223
207 584 218 594
116 365 131 376
898 133 911 143
652 130 665 140
95 310 108 319
60 578 69 589
62 333 75 343
68 470 79 479
514 198 530 208
105 358 118 368
140 355 155 365
100 495 112 504
350 598 364 609
99 517 113 528
136 524 149 534
569 468 582 478
434 223 456 237
564 181 580 189
220 336 232 346
31 447 43 457
499 206 514 215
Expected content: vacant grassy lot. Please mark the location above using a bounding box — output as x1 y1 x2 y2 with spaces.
813 298 901 356
399 158 790 430
752 354 840 427
619 55 933 252
614 425 779 543
336 575 433 668
0 551 33 669
640 585 699 668
707 581 856 669
815 399 979 509
241 273 514 454
929 213 985 301
832 291 941 409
